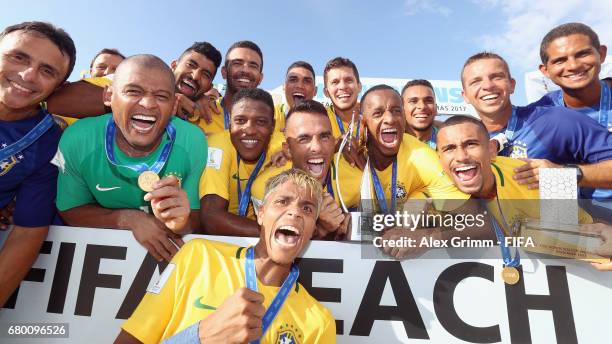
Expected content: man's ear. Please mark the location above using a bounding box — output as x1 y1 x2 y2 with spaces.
509 78 516 95
170 60 178 70
257 205 264 226
221 65 227 80
488 137 498 159
282 142 292 161
538 63 550 79
599 45 608 63
103 86 113 107
323 87 330 99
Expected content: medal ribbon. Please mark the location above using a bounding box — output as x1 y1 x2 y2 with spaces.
334 109 360 140
104 117 176 174
555 80 611 128
245 246 299 344
498 106 518 157
0 110 54 161
492 218 520 267
236 153 266 216
370 158 397 214
221 100 230 129
426 126 437 150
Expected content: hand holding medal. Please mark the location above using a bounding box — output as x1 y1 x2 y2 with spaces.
143 175 190 233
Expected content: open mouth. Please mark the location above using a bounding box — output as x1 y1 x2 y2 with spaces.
306 158 326 177
292 92 305 103
177 77 199 98
563 71 588 81
336 93 352 102
130 114 157 133
480 94 499 103
240 138 259 149
274 225 301 248
380 128 399 146
453 165 479 182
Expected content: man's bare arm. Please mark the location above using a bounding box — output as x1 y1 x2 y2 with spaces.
200 195 260 236
46 81 106 117
114 330 142 344
0 225 48 307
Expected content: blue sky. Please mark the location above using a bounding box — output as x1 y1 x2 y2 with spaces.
2 0 611 106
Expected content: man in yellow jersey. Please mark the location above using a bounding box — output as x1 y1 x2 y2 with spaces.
323 57 366 169
402 79 439 150
170 42 222 125
338 85 469 211
436 115 592 229
252 100 350 239
273 61 318 133
89 48 125 77
200 88 275 237
115 169 336 344
197 41 265 135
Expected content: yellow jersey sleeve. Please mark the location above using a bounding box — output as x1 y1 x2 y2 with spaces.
194 98 226 135
335 155 365 210
400 135 469 210
82 76 112 87
200 131 235 202
274 103 288 133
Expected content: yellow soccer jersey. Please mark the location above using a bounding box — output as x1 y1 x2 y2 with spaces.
192 98 226 135
251 162 344 207
326 105 362 141
199 131 272 219
274 103 289 133
122 239 336 344
486 156 592 234
339 134 469 211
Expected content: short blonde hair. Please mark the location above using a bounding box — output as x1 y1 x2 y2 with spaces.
263 169 323 216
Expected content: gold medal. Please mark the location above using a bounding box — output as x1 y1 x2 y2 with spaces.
501 266 520 285
138 171 160 192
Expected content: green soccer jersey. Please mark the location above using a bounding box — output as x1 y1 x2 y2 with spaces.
56 114 207 212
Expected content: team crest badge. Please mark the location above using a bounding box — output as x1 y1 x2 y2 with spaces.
509 141 528 159
393 182 408 201
275 323 303 344
0 142 23 177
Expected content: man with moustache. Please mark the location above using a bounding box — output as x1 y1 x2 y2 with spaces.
252 100 351 239
199 88 275 237
0 21 75 306
460 52 612 200
535 22 612 214
56 55 207 262
402 79 439 149
115 169 336 344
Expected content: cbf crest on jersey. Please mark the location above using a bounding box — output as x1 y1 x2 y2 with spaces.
275 323 303 344
509 140 528 159
0 143 23 176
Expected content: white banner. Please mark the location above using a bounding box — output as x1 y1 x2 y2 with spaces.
269 77 476 117
1 226 612 343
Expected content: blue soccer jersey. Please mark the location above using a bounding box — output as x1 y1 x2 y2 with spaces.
532 80 612 201
0 110 61 227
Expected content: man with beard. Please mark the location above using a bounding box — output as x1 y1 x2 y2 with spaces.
460 52 612 205
56 55 206 262
199 88 275 237
200 40 265 135
402 79 439 149
116 169 336 344
534 23 611 215
0 21 75 306
251 100 351 239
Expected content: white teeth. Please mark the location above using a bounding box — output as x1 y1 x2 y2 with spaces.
10 81 34 93
382 128 397 133
133 114 156 122
183 79 196 88
337 94 350 99
481 94 498 101
455 165 476 172
237 78 250 83
307 158 324 164
293 93 304 97
241 139 257 144
278 225 299 234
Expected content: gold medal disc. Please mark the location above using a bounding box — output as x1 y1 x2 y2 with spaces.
501 266 520 285
138 171 160 192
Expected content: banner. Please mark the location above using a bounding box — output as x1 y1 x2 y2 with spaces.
269 77 477 117
1 226 612 343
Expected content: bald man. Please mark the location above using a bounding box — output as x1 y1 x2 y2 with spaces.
57 54 207 262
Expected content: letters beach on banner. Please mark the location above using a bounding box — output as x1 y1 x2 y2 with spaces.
1 226 612 343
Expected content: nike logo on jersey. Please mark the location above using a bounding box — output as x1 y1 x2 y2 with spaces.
193 297 217 310
96 184 121 191
232 173 248 182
